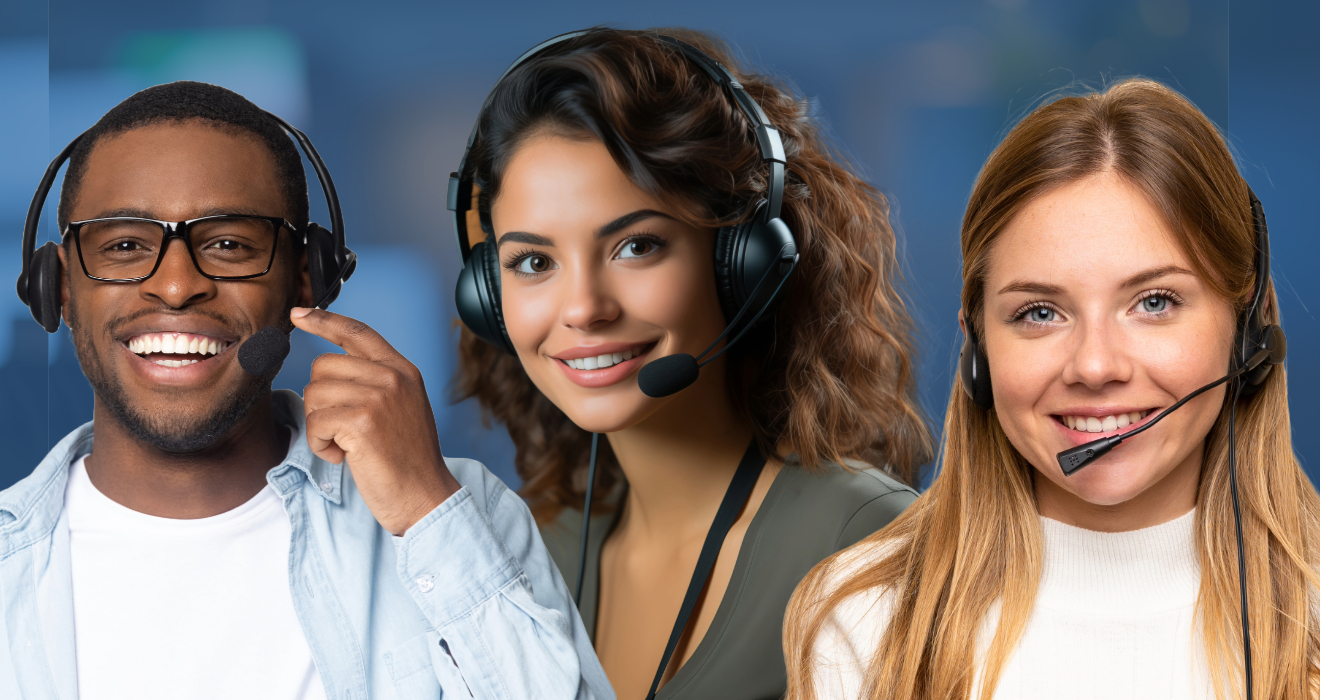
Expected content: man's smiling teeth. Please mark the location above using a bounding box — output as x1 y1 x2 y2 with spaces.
1062 411 1151 433
563 346 642 371
127 332 228 367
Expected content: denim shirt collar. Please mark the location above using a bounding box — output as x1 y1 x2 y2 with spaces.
266 389 343 505
0 389 341 553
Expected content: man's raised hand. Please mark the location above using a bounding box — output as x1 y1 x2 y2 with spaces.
291 307 461 535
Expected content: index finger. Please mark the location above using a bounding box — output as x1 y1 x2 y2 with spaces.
290 307 401 364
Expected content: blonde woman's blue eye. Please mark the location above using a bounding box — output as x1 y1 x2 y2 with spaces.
1141 296 1169 313
1027 307 1055 323
516 254 553 274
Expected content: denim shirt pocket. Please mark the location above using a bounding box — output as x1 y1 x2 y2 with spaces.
384 632 442 700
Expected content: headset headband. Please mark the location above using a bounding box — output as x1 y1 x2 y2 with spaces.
1245 188 1270 326
17 110 348 305
446 30 787 260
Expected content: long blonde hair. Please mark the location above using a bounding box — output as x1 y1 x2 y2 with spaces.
784 78 1320 700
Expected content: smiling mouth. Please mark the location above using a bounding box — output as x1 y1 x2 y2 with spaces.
558 342 656 371
127 332 230 367
1055 410 1154 434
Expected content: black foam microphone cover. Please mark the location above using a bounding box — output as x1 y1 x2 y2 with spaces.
238 326 291 378
638 353 700 398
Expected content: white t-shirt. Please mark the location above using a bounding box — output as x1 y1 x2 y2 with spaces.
65 455 327 700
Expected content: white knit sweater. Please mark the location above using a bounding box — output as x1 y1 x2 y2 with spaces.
810 508 1212 699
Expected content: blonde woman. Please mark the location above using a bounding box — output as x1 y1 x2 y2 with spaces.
784 78 1316 700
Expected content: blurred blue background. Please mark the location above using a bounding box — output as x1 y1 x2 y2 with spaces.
1 0 1315 490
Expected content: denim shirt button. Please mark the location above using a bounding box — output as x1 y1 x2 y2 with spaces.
416 574 435 593
319 481 333 494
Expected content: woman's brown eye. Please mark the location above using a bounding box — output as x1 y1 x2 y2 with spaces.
620 240 654 258
513 253 555 274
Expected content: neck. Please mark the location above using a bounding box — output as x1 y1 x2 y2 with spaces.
607 362 752 540
84 392 288 519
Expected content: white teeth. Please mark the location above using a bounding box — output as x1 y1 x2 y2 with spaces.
565 346 649 371
129 332 224 359
1062 410 1154 433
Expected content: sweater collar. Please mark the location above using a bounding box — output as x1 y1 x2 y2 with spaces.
1036 508 1199 614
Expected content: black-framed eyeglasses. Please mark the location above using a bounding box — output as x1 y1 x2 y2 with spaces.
64 215 297 282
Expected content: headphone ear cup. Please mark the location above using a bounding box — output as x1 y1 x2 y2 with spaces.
305 223 343 308
28 241 62 334
713 223 742 322
1240 323 1287 396
714 201 797 326
454 240 515 354
959 325 994 410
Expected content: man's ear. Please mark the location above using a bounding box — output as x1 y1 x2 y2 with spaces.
958 308 967 336
56 243 72 330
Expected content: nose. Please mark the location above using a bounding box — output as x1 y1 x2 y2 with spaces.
137 239 217 308
1056 313 1140 388
558 260 620 332
1060 315 1134 391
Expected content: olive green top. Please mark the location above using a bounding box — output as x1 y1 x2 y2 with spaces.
539 457 917 700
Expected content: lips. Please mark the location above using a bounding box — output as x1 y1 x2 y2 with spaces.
552 342 656 388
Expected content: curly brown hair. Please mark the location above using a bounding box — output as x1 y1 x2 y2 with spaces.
452 27 933 524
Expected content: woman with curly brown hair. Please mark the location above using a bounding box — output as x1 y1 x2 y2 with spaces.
450 27 932 699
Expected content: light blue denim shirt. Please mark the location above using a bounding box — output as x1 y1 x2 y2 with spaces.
0 390 614 700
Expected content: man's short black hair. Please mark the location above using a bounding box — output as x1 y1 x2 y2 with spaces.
57 81 310 237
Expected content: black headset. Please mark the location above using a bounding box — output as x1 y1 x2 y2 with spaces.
959 188 1286 410
17 110 356 333
448 30 794 356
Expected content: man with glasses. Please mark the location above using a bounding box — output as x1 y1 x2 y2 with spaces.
0 82 609 700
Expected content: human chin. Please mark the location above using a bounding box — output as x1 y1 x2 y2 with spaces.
1033 443 1169 507
555 384 660 434
73 322 268 453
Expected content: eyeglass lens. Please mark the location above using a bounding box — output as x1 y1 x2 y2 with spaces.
79 217 278 280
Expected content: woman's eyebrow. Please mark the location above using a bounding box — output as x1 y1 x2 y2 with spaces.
595 209 673 239
997 280 1063 295
996 265 1196 296
496 231 554 249
1120 264 1195 288
496 210 673 249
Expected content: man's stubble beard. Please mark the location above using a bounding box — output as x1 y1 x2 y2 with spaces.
67 297 271 454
